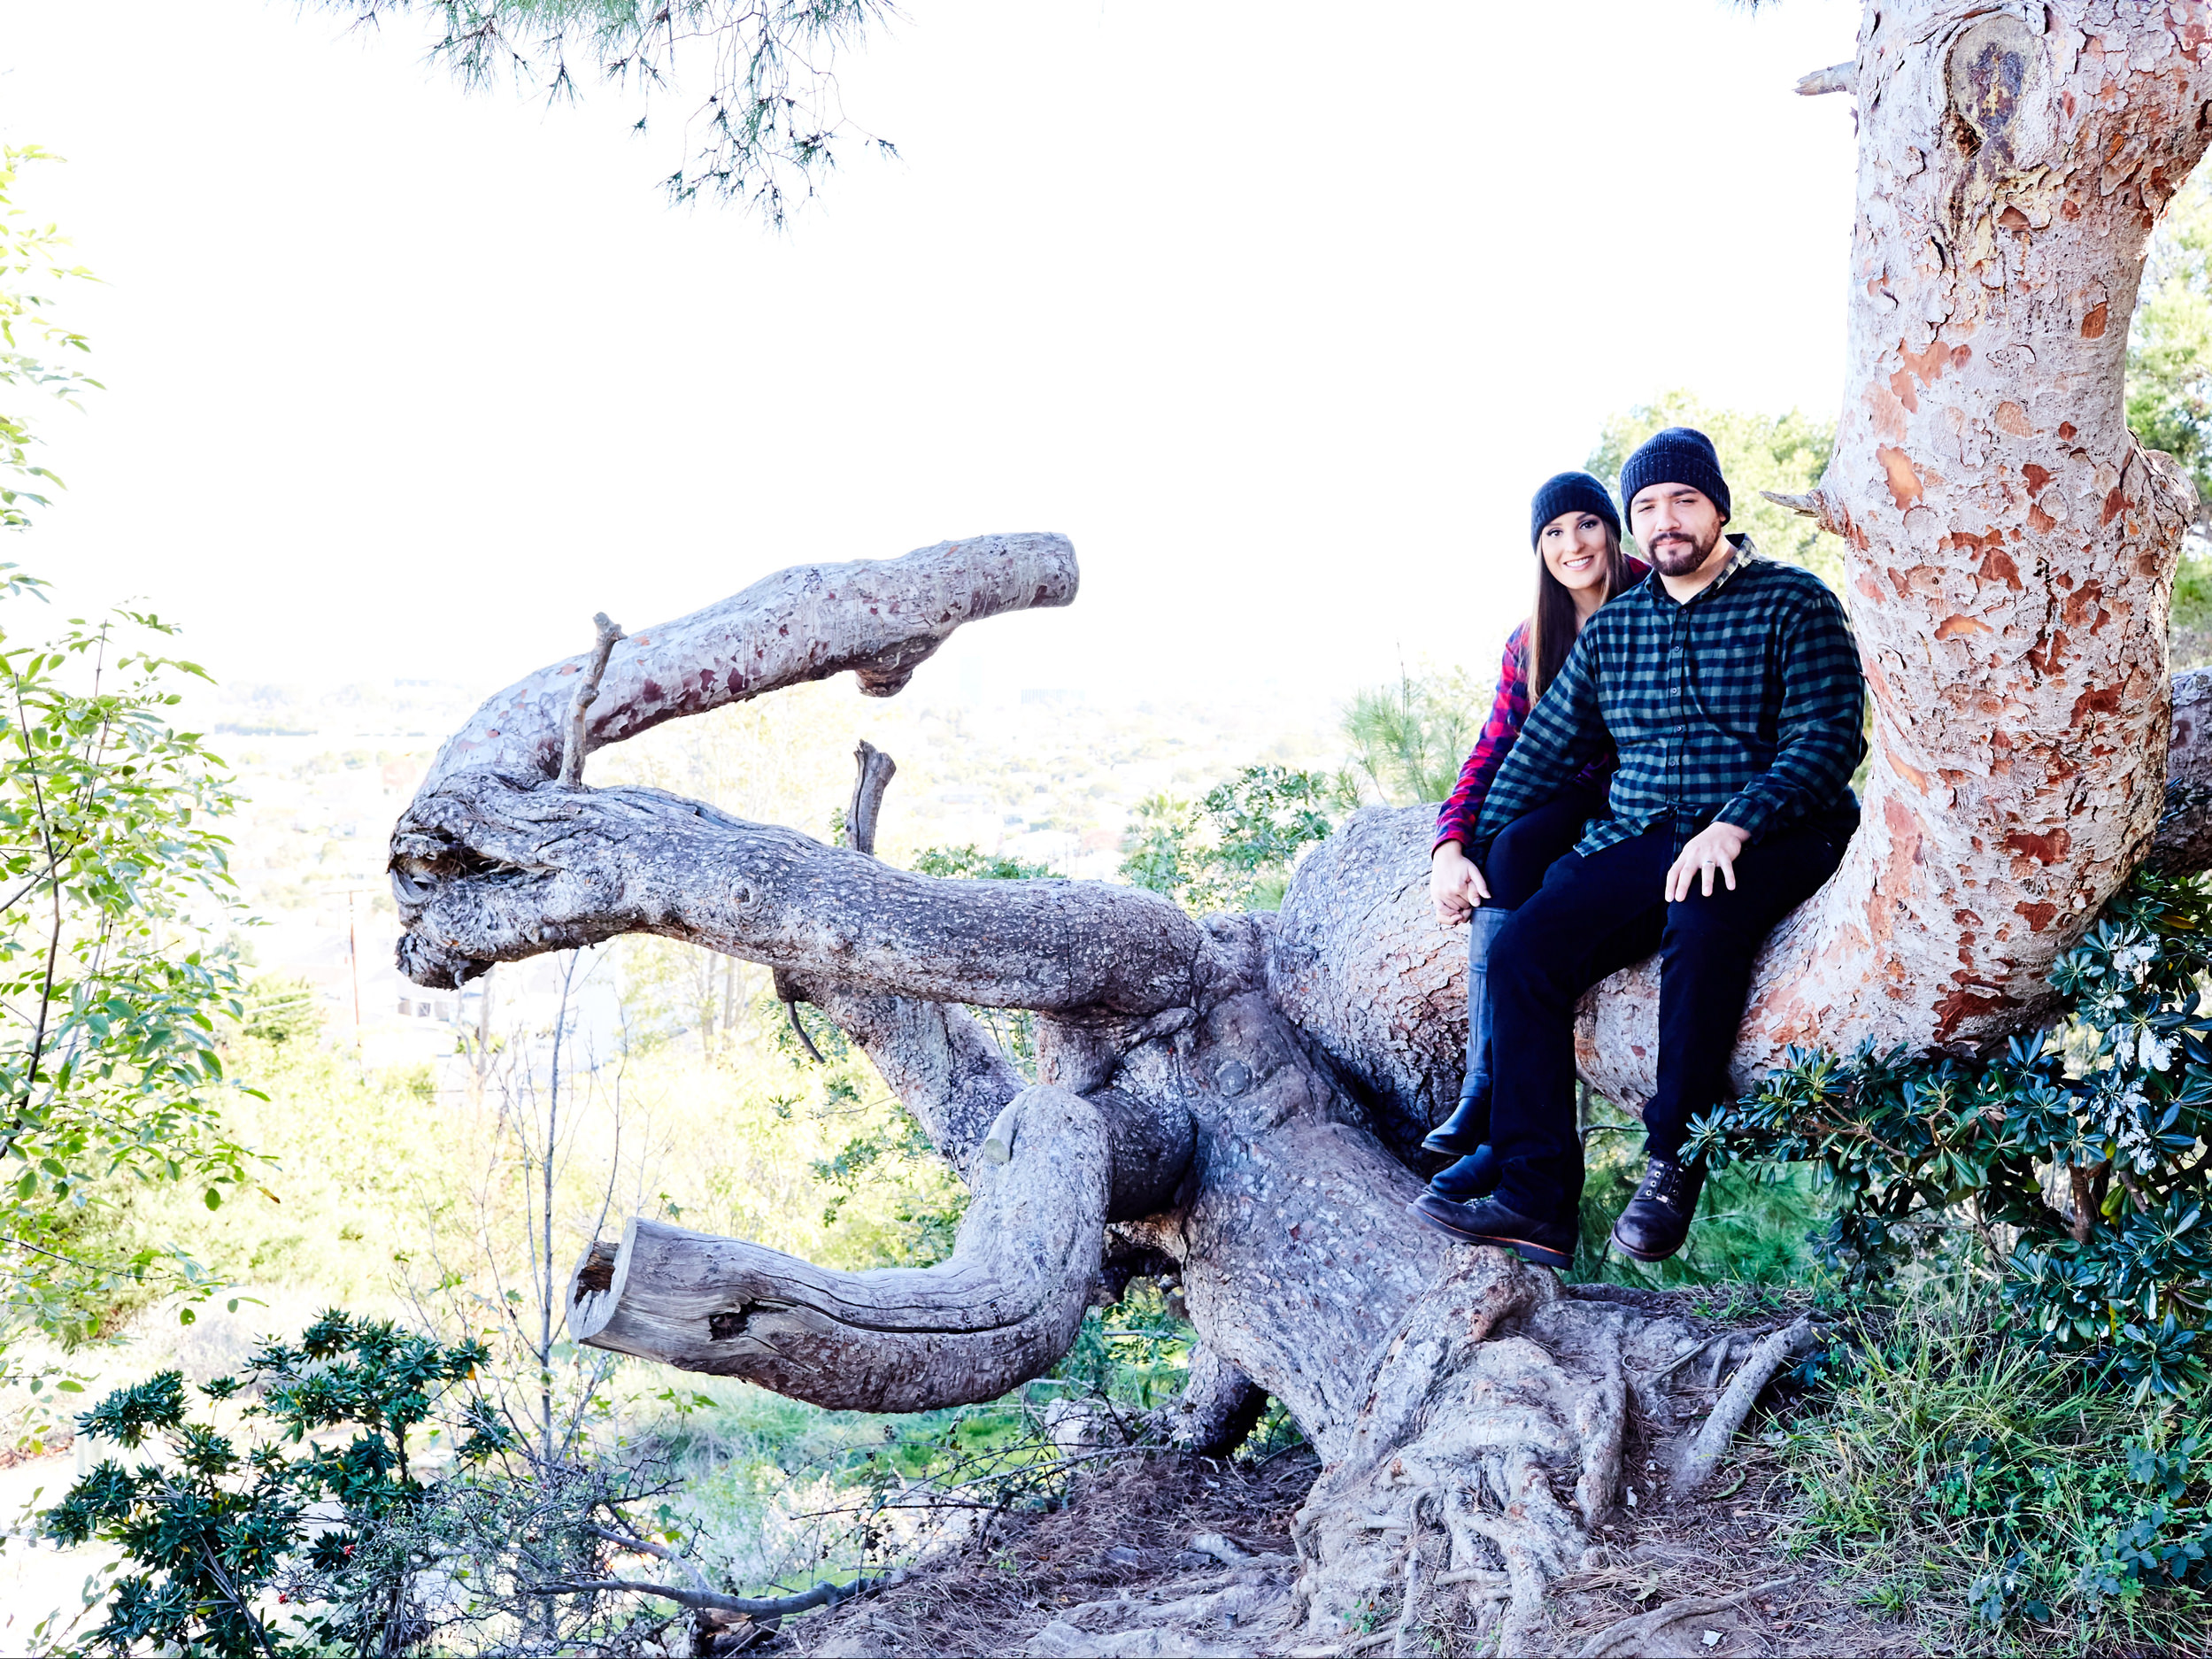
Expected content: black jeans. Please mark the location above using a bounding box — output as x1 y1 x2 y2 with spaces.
1479 783 1606 911
1485 815 1853 1221
1446 784 1607 1127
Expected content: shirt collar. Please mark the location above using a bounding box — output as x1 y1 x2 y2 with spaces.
1639 533 1758 608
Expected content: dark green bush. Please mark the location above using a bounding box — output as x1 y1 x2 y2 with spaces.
1692 868 2212 1401
45 1311 497 1656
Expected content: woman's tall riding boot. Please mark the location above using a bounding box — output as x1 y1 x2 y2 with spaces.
1422 905 1509 1156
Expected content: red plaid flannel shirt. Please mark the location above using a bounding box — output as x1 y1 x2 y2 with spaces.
1432 563 1646 854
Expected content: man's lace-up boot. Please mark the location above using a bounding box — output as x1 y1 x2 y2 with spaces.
1409 1192 1575 1269
1609 1154 1705 1262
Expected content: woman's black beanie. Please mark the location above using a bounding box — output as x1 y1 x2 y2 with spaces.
1530 471 1622 551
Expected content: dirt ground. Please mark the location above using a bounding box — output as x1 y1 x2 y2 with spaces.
715 1420 1919 1659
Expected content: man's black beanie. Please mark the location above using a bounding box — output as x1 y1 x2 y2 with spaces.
1530 470 1622 551
1618 427 1731 524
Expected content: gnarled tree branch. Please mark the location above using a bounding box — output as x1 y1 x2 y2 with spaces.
566 1084 1115 1408
421 532 1077 791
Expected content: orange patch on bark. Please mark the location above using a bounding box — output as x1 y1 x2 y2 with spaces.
2015 899 2060 932
2023 463 2054 490
1979 547 2022 590
1933 985 2015 1043
2083 302 2110 338
1994 400 2032 435
1877 445 1924 508
2027 630 2069 675
2002 827 2071 865
2029 502 2058 533
1893 338 1946 389
2103 487 2127 525
2058 422 2077 440
2062 582 2104 628
1936 614 1992 639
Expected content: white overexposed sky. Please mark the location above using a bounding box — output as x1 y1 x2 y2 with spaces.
0 0 1862 714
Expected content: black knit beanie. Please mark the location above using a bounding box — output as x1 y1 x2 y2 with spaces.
1529 470 1622 551
1618 427 1731 525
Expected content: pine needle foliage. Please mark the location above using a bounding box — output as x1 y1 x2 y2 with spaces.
313 0 898 222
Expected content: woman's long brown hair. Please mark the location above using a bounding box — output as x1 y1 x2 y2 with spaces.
1526 520 1633 700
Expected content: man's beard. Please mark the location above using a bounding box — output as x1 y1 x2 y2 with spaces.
1647 521 1723 576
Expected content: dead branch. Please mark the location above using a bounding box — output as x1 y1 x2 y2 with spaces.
538 1568 906 1617
413 531 1076 793
566 1085 1114 1408
1574 1578 1793 1658
845 739 897 855
1795 62 1855 96
559 613 625 788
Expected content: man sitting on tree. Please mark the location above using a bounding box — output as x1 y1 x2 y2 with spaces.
1413 427 1866 1267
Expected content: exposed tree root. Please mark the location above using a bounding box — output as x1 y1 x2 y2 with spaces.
1284 1252 1822 1658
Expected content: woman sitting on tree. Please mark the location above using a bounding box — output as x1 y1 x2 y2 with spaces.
1423 469 1646 1202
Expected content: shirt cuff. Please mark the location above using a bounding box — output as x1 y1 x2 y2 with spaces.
1715 791 1776 840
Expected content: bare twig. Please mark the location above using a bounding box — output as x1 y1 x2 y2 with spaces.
558 613 626 789
584 1522 714 1595
1795 62 1854 96
536 1568 906 1617
786 997 826 1063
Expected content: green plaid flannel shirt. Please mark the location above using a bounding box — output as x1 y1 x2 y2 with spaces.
1474 536 1865 859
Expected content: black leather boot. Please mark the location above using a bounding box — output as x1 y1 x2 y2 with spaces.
1423 908 1509 1154
1408 1192 1575 1269
1429 1145 1499 1203
1422 1090 1489 1156
1609 1154 1706 1262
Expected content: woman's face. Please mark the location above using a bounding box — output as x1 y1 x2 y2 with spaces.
1538 511 1612 594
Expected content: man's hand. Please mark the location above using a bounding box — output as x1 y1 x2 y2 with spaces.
1665 821 1749 902
1430 841 1491 926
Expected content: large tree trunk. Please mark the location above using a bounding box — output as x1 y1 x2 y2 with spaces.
389 5 2212 1650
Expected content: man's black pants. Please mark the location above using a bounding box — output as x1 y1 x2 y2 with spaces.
1485 817 1852 1222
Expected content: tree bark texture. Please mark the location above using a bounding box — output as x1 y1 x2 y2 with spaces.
388 6 2212 1647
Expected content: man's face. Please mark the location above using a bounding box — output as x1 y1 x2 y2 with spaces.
1630 484 1725 575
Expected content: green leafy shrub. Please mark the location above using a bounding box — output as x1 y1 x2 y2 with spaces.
1692 868 2212 1399
45 1311 497 1656
911 844 1060 881
1341 670 1476 807
1117 763 1344 912
240 973 321 1045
